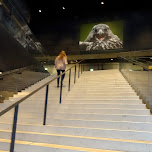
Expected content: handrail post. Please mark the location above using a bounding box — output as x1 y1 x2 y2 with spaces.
68 69 71 91
74 65 76 83
43 84 49 125
78 64 80 78
10 105 19 152
83 64 84 71
81 64 83 74
0 60 85 126
59 75 63 104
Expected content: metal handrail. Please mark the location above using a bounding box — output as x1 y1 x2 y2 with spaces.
119 56 150 70
0 59 84 152
0 63 49 78
0 59 84 117
0 65 33 77
130 57 152 65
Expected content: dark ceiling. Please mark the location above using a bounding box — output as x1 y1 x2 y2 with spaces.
26 0 152 23
24 0 152 37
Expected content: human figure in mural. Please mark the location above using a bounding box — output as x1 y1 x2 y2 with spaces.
79 24 123 51
55 50 68 87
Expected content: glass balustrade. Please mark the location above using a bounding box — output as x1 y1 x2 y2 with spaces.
119 56 152 112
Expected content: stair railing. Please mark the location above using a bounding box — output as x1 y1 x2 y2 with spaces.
0 60 84 152
119 56 152 112
0 64 39 77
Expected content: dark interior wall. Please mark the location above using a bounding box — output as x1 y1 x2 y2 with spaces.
0 24 36 72
31 19 80 56
124 11 152 50
30 11 152 56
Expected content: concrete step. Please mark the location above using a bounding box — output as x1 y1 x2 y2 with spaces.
75 80 128 81
45 119 152 132
1 113 152 123
6 98 142 104
14 92 137 96
72 82 131 85
9 92 139 101
2 117 152 132
1 103 146 114
70 89 135 92
0 130 152 152
76 83 131 88
62 100 143 104
0 123 152 141
67 94 138 97
0 109 147 120
0 140 84 152
18 108 149 114
71 86 133 89
67 92 137 94
17 103 146 109
66 90 136 93
65 96 140 99
3 99 142 107
9 90 137 97
75 83 130 85
62 98 142 101
0 139 125 152
1 108 150 116
45 113 152 122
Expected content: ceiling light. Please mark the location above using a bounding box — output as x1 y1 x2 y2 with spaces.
62 7 65 9
111 59 113 60
101 2 104 4
39 10 41 13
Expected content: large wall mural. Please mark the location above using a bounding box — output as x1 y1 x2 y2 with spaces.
79 21 123 51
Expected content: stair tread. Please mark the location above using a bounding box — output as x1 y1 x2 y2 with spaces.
0 139 124 152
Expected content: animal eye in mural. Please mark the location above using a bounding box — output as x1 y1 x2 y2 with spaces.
79 24 123 51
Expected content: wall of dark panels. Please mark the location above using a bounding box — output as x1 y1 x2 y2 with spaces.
30 19 81 56
124 11 152 50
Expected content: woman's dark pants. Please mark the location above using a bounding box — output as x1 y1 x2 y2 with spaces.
57 70 65 87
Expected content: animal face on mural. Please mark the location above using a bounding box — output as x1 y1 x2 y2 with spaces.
79 24 123 51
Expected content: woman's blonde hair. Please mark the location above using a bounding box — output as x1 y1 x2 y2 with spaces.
58 50 67 59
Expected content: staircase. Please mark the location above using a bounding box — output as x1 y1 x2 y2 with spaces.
0 70 50 103
0 69 152 152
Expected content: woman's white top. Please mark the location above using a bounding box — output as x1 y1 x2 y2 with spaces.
55 56 68 70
